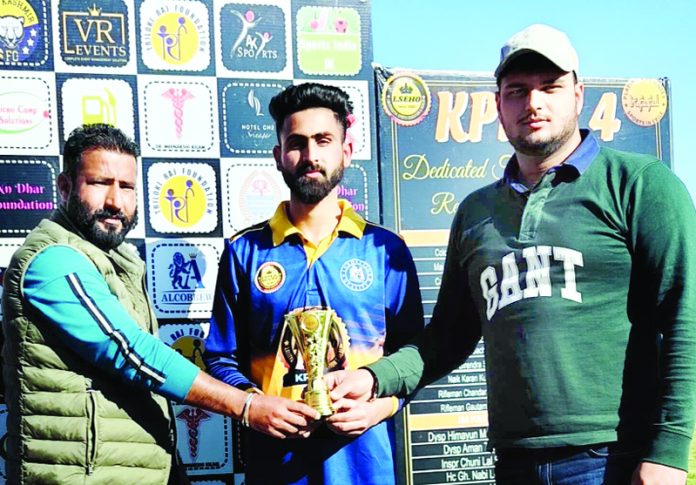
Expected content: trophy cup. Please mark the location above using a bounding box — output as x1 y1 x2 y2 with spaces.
283 307 348 416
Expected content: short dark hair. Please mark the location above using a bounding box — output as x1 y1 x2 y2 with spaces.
268 83 353 141
62 124 140 181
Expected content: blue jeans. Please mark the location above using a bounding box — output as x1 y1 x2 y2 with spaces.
494 443 641 484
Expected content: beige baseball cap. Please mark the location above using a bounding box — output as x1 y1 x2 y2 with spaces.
495 24 579 79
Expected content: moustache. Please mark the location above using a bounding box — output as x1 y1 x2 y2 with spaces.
296 162 326 177
519 114 549 124
93 208 128 223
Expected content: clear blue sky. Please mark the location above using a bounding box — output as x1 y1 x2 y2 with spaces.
371 0 696 198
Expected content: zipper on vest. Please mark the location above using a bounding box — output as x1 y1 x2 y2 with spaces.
86 388 97 475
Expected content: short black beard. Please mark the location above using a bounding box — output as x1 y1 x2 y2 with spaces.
66 192 138 251
507 114 579 158
509 132 570 158
281 162 344 204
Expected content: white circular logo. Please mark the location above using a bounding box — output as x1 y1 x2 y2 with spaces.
339 258 373 292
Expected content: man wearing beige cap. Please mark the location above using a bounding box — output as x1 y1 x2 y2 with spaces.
327 24 696 484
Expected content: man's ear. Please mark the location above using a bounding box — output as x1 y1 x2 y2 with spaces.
342 140 353 169
273 145 282 171
57 173 71 204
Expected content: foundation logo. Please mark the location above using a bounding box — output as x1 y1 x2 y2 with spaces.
296 6 361 76
382 72 431 127
0 0 48 67
59 0 129 67
220 3 286 73
139 0 211 72
147 161 219 234
140 80 217 155
159 323 208 370
0 158 58 235
147 239 221 318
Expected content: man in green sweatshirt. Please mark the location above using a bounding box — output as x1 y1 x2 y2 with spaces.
328 24 696 485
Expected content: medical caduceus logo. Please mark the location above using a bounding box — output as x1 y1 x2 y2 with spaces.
177 407 211 460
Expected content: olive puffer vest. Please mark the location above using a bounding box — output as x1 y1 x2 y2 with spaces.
1 211 175 484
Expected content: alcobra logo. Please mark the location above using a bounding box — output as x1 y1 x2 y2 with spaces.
147 239 221 318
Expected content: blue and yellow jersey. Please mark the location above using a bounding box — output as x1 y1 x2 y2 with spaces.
204 199 424 484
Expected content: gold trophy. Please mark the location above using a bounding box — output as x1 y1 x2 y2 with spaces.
283 307 349 416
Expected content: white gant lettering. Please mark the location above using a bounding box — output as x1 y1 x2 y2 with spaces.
480 245 583 320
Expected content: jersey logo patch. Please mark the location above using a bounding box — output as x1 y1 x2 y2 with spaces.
340 258 373 292
255 261 285 293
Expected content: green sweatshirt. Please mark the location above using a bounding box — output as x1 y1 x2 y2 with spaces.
368 133 696 471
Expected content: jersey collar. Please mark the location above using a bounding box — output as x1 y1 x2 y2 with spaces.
268 199 366 247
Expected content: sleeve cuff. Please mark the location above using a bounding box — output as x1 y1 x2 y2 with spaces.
158 353 200 402
365 345 424 397
643 428 693 471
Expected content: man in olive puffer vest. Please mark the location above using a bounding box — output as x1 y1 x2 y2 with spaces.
1 124 319 484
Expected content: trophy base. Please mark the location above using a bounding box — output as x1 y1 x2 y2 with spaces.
305 390 334 417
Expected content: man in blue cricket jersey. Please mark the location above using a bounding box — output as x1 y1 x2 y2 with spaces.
1 124 318 485
204 83 424 484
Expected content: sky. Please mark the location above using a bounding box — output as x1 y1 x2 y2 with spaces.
371 0 696 198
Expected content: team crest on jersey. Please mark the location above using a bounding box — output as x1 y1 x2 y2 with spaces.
254 261 285 293
339 258 373 292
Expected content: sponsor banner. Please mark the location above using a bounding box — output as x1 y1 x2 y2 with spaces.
293 4 362 77
136 0 214 75
376 65 672 485
144 159 221 236
220 158 288 237
57 73 138 145
138 75 220 157
173 403 234 475
146 237 222 319
159 321 210 371
0 157 59 235
54 0 136 73
218 79 285 157
0 0 52 70
0 72 57 154
215 0 292 79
